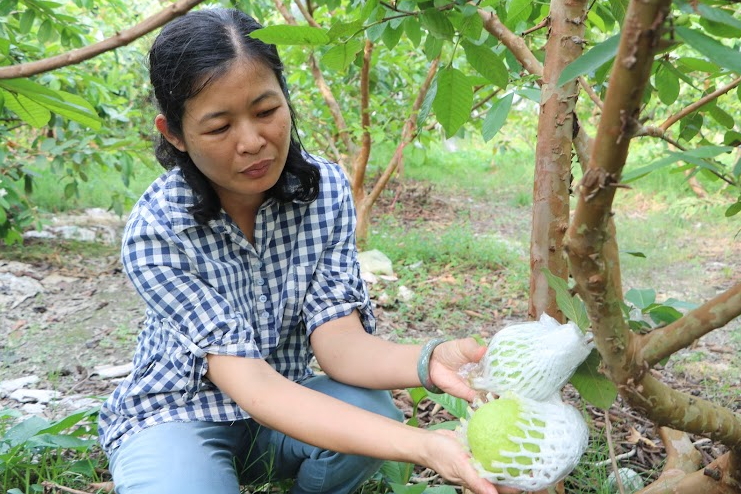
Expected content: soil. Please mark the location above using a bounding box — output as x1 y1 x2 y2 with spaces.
1 181 740 490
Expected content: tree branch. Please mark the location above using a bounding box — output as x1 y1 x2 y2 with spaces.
358 58 439 233
478 9 544 78
566 0 673 386
0 0 207 79
623 373 741 451
351 40 373 200
638 283 741 366
659 76 741 131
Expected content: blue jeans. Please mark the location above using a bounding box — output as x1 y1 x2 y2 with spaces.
109 376 403 494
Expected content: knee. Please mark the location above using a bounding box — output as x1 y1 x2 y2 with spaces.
305 377 403 422
362 388 403 422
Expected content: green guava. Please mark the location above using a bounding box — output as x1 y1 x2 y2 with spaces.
466 397 541 476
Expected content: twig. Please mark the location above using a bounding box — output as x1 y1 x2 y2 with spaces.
578 77 603 110
521 16 550 36
41 481 95 494
591 448 637 467
659 76 741 131
605 413 627 494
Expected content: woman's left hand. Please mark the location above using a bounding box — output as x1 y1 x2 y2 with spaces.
428 338 486 402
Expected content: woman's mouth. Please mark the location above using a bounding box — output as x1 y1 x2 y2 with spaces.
241 160 271 178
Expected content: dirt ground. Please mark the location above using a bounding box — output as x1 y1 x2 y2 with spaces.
1 184 740 488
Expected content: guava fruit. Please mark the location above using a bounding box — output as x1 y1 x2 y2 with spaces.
466 396 540 477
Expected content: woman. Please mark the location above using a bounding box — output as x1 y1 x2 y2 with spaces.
98 8 513 494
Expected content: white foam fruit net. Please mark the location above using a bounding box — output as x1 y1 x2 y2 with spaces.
470 313 593 401
459 393 589 491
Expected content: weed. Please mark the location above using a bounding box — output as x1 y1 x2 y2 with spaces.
0 408 107 493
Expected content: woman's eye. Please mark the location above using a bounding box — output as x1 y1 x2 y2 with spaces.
258 107 278 118
208 125 228 134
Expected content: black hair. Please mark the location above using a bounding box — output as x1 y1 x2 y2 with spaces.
148 8 319 224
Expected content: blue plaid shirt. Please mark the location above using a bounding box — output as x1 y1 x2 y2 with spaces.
98 155 374 455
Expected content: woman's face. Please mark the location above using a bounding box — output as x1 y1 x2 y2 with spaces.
158 58 292 214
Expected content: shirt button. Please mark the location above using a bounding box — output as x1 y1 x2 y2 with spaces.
257 278 265 286
261 311 270 319
258 295 267 303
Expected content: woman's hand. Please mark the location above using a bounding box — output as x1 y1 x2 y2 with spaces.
421 430 521 494
428 338 486 402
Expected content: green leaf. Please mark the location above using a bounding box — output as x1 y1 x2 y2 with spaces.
19 7 35 33
542 267 590 331
432 67 473 137
37 18 54 43
462 41 508 88
4 415 50 447
663 298 699 311
504 0 532 30
558 34 620 87
389 481 428 494
608 0 628 23
380 461 415 485
407 386 428 409
482 92 513 142
646 305 683 325
2 90 51 127
570 349 618 409
625 288 656 310
679 112 703 141
404 17 422 47
421 8 455 40
425 392 468 419
457 8 483 40
423 33 443 61
326 20 363 41
427 420 459 431
677 0 741 31
382 23 403 50
321 40 364 71
0 79 101 129
360 0 379 23
417 77 436 127
249 25 330 46
676 27 741 75
708 105 734 129
676 56 719 73
725 200 741 217
655 63 680 105
623 251 646 258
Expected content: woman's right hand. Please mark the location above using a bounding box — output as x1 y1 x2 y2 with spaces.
421 429 521 494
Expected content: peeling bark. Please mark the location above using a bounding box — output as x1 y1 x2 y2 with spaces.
566 0 672 385
529 0 587 321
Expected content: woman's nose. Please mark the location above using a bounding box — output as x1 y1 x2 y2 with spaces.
236 122 266 155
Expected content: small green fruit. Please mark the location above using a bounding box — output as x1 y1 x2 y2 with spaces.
466 398 540 476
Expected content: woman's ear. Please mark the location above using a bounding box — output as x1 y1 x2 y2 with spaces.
155 114 186 152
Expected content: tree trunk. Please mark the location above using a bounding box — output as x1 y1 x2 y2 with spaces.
528 0 588 321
